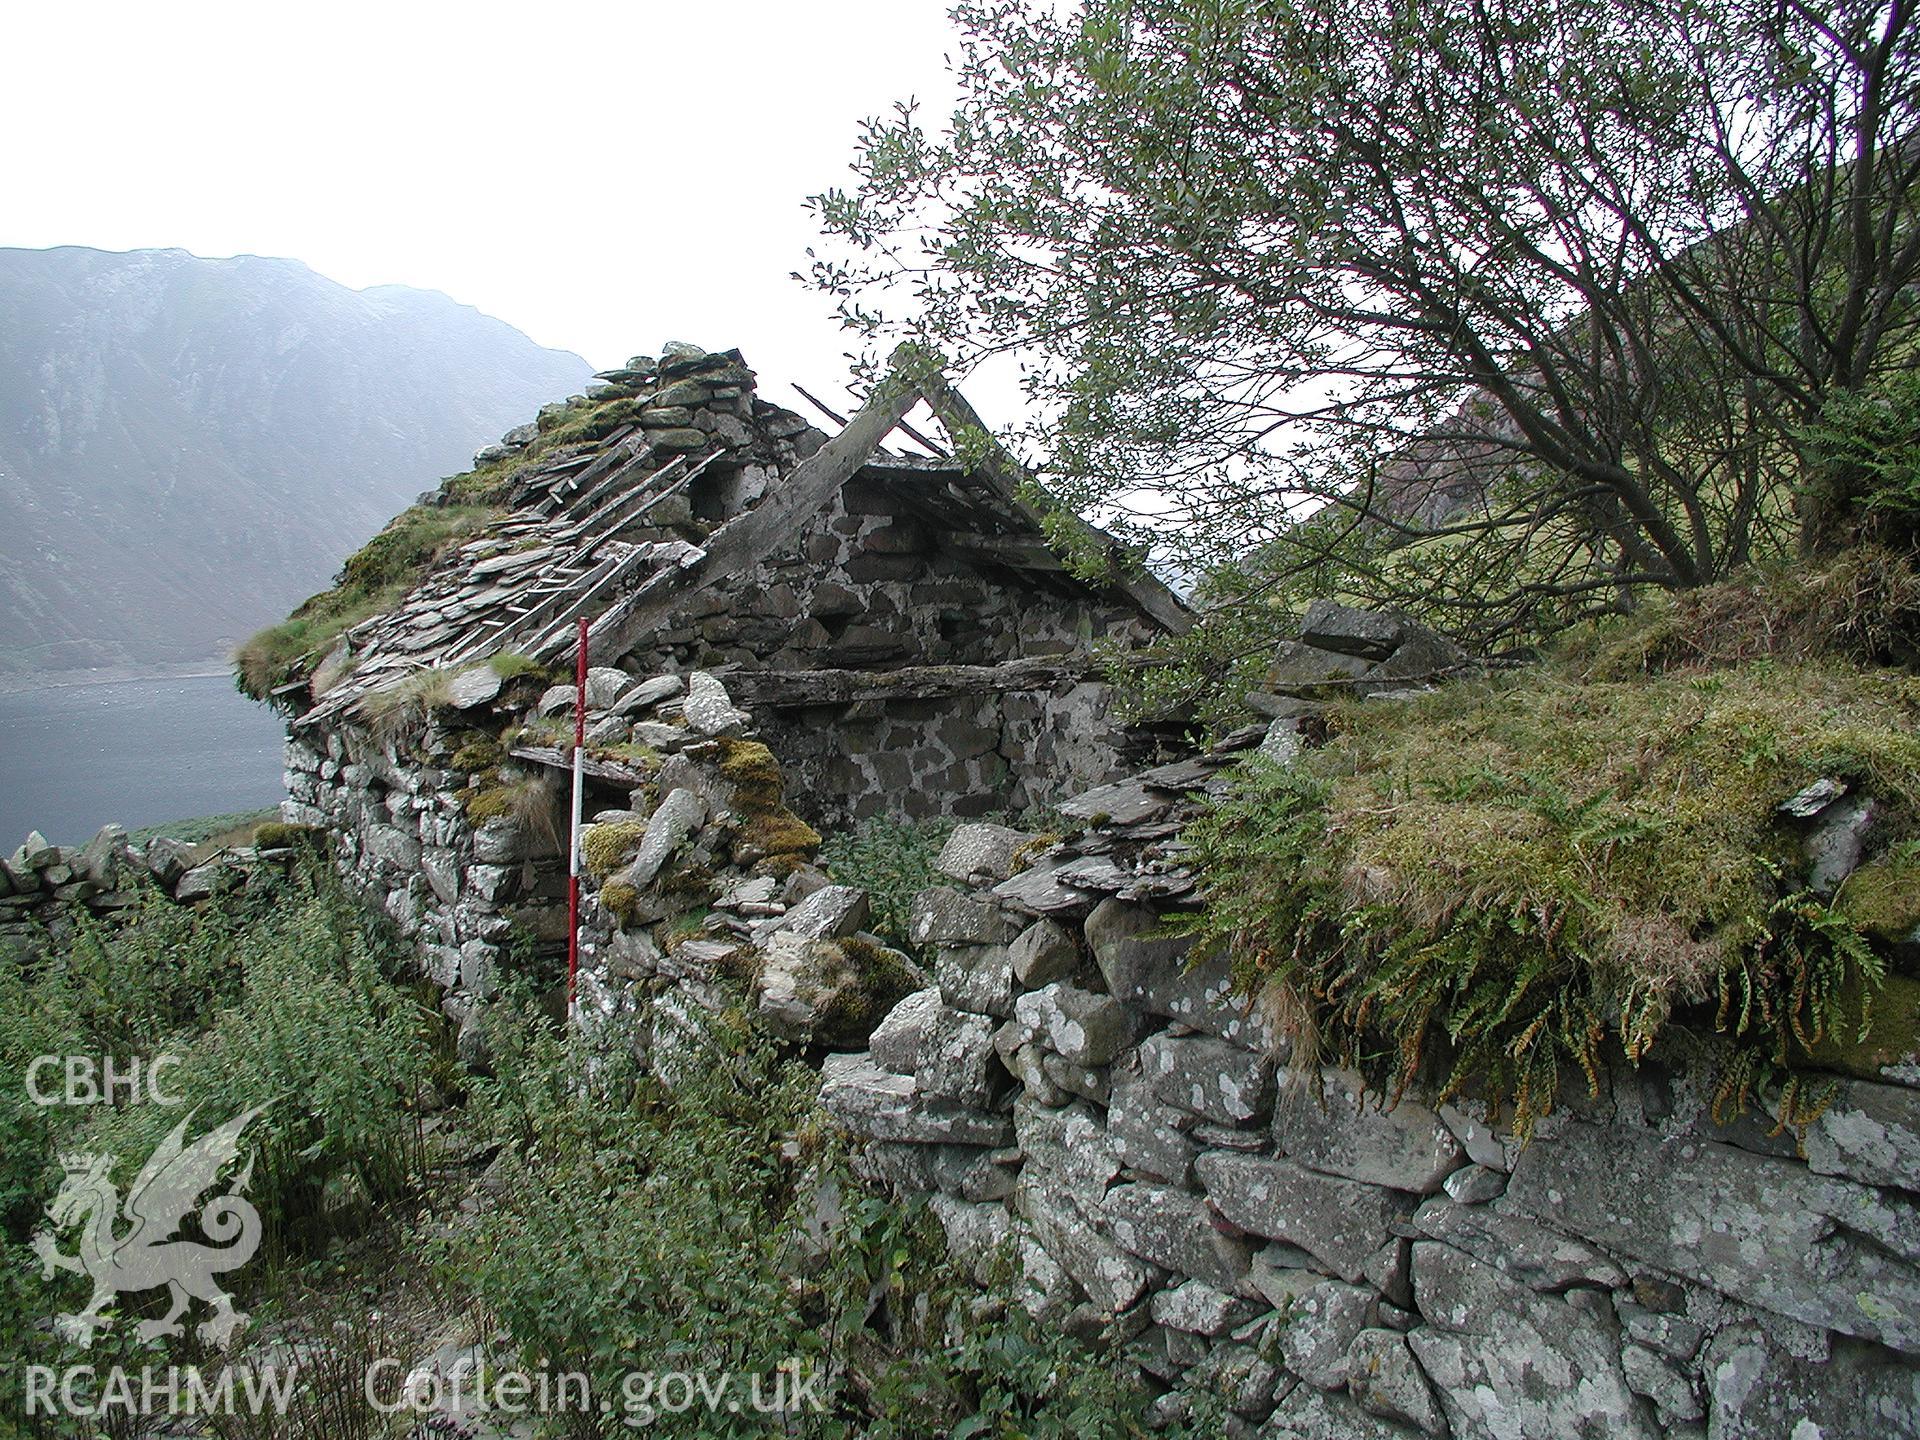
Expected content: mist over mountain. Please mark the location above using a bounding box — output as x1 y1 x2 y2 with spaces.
0 246 593 680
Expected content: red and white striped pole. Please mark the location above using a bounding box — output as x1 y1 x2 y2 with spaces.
566 615 587 1022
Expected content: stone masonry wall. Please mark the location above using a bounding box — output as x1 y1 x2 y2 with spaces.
628 472 1162 827
0 822 269 961
820 826 1920 1438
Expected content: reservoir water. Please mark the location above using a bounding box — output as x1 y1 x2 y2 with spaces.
0 674 286 846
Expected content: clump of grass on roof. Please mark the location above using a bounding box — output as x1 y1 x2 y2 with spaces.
1182 621 1920 1139
433 394 648 507
235 505 496 699
360 667 459 743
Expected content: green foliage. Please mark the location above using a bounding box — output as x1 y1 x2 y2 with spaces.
1558 548 1920 675
449 733 506 773
488 651 549 682
1799 370 1920 552
433 396 648 508
820 816 957 950
814 0 1920 632
1837 841 1920 945
128 808 279 847
79 863 437 1252
251 822 327 852
464 773 560 845
813 936 922 1049
581 820 645 879
360 666 459 741
449 997 1187 1438
0 864 438 1427
1179 656 1920 1136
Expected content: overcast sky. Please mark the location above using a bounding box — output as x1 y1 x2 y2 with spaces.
3 0 964 414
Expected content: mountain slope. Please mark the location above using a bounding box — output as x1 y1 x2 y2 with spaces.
0 246 593 679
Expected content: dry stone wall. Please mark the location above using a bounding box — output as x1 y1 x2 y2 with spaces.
807 606 1920 1440
276 582 1920 1438
0 822 271 959
822 820 1920 1439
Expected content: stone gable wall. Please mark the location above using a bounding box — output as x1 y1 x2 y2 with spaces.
627 477 1163 826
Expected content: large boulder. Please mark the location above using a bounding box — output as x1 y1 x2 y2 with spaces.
773 884 869 941
1299 600 1408 659
1503 1118 1920 1354
609 787 706 890
916 1004 1003 1108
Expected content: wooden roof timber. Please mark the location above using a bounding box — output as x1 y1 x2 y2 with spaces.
586 357 1191 665
725 656 1104 709
915 368 1194 636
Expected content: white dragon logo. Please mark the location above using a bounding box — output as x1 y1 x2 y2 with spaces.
31 1106 265 1347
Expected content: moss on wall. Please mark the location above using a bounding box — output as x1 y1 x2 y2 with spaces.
1181 654 1920 1136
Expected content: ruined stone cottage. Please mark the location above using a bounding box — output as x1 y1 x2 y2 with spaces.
269 343 1186 1000
250 345 1920 1439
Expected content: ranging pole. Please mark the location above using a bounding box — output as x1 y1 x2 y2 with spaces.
566 615 587 1019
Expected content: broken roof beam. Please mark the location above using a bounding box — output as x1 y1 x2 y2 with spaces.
585 363 927 664
508 744 654 788
726 656 1103 709
917 369 1194 636
943 532 1066 572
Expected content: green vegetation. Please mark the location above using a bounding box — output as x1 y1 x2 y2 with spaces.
128 808 280 847
715 739 824 867
816 0 1920 646
432 393 649 508
1180 600 1920 1136
487 650 549 683
448 732 506 773
463 773 559 841
820 816 958 950
1838 842 1920 948
581 819 645 879
449 994 1204 1437
250 821 327 852
0 861 1200 1437
360 666 459 741
819 935 921 1046
235 505 495 700
0 865 441 1427
1799 371 1920 556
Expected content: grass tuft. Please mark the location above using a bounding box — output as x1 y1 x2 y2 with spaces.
1181 647 1920 1139
235 506 496 700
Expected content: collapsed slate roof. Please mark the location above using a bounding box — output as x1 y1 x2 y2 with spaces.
289 345 1189 731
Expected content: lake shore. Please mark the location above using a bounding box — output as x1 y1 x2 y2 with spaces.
0 659 240 698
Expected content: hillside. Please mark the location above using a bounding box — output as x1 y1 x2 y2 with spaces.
0 246 592 680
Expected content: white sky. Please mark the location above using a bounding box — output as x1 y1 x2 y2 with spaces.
1 0 965 415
